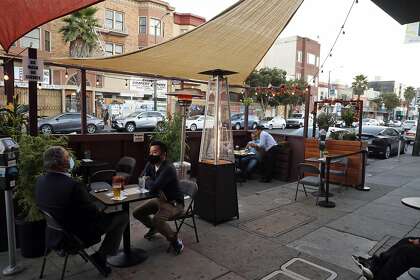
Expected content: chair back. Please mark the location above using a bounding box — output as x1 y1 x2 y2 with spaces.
90 169 116 184
41 209 64 232
179 180 198 199
297 163 320 179
116 157 136 175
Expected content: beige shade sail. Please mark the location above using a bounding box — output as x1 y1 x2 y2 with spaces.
50 0 304 86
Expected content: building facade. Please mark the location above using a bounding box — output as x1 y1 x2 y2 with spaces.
1 0 205 118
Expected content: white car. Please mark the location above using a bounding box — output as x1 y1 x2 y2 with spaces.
353 118 380 127
186 115 214 131
405 126 417 143
260 116 286 130
403 120 417 131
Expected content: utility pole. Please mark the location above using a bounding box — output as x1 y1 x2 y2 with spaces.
327 70 331 99
413 104 420 156
153 79 157 111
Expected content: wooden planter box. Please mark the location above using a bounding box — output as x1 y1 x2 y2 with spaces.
304 139 367 187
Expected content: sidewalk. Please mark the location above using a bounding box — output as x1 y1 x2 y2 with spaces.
2 154 420 280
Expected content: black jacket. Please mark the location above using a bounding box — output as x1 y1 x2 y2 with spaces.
142 160 184 204
35 172 102 249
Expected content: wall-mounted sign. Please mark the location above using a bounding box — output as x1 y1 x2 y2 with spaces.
14 66 49 84
133 133 145 143
130 78 167 98
22 56 44 82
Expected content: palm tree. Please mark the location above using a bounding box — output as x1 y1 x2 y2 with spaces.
351 74 368 100
59 7 100 57
404 86 416 119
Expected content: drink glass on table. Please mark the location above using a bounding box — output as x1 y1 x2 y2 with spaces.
112 183 122 199
138 176 147 193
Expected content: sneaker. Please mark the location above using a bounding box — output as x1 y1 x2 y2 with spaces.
144 228 157 240
171 239 184 255
90 252 112 276
352 255 374 279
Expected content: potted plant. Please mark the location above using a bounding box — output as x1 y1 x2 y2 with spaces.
152 113 184 162
341 106 355 128
15 135 71 258
316 111 336 132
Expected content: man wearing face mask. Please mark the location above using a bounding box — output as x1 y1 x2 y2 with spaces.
133 141 185 255
35 146 129 274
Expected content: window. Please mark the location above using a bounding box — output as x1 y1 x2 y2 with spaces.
44 30 51 52
296 73 301 80
139 16 147 34
105 9 124 31
150 18 161 36
21 28 40 49
307 53 316 65
105 43 124 56
297 51 303 63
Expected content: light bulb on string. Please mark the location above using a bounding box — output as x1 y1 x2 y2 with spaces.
342 30 346 35
96 78 100 86
125 79 128 88
3 73 9 81
65 69 69 79
37 83 42 90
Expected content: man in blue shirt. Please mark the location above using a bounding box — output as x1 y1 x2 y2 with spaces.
240 133 261 179
249 125 280 182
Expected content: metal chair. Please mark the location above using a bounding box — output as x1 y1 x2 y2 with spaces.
39 210 109 279
115 157 136 183
167 180 199 252
295 163 322 204
329 157 349 185
89 169 116 191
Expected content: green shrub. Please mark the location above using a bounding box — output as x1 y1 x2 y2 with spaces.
152 113 184 163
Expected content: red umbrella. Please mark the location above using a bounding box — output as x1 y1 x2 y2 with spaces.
0 0 103 52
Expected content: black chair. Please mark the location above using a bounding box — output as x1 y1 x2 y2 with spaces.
89 169 116 191
295 163 322 204
329 157 349 185
115 157 136 183
39 210 109 279
167 180 199 252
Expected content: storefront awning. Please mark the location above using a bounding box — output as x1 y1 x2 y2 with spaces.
371 0 420 25
49 0 304 86
0 0 104 52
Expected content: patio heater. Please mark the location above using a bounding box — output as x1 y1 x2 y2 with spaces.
196 69 239 224
167 88 204 179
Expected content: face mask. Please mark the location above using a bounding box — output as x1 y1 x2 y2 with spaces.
69 157 75 171
148 155 161 165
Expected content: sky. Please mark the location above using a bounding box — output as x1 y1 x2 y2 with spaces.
167 0 420 88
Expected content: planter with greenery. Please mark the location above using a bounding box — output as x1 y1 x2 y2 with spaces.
15 135 71 258
152 113 184 163
341 106 355 128
316 111 336 131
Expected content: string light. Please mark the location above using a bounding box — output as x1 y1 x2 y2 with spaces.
65 69 69 79
314 0 357 81
3 73 9 81
37 83 42 89
96 77 100 86
125 79 129 88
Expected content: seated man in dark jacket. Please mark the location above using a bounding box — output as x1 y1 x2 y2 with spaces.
35 146 128 273
133 141 185 255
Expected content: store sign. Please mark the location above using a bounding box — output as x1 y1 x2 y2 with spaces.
130 78 167 98
14 66 50 84
22 57 44 82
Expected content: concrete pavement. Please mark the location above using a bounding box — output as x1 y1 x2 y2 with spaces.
2 153 420 280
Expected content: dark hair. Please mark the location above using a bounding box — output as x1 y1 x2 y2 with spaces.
256 125 265 130
150 140 167 155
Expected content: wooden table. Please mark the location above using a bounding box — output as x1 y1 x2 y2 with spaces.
90 183 157 267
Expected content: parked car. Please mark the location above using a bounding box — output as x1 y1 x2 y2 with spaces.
186 115 214 131
360 126 406 159
231 113 259 130
112 111 165 132
38 113 104 135
388 120 402 127
286 113 313 128
260 116 286 130
353 118 380 127
405 126 417 144
402 120 417 131
290 127 349 138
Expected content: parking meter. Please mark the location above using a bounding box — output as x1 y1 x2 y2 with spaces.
0 137 23 276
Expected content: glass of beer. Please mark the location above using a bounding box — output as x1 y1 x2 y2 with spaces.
112 176 124 199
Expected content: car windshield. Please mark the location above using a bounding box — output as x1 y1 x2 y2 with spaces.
188 115 201 120
405 120 416 124
127 112 141 118
262 117 273 121
362 126 384 135
231 114 242 120
291 113 302 118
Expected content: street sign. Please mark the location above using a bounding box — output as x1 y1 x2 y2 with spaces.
22 56 44 82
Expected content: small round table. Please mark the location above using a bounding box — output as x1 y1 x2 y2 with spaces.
401 197 420 279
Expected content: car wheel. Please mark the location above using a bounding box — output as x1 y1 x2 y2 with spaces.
190 124 197 131
235 123 241 130
252 123 257 130
125 122 136 133
269 124 273 130
40 124 53 135
383 145 391 159
87 124 97 134
156 121 164 132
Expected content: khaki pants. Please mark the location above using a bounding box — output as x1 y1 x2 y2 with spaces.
133 198 184 242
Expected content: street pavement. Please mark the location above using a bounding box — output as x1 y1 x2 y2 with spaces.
2 152 420 280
